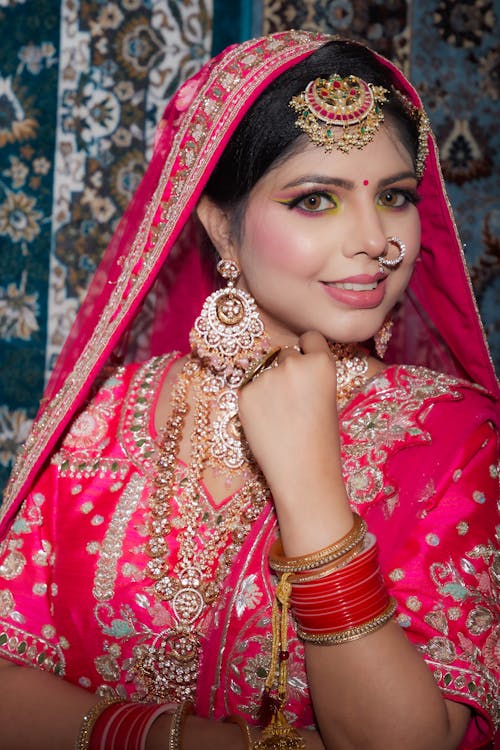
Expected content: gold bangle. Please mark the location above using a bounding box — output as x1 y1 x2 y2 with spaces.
297 598 397 645
269 513 366 573
168 700 194 750
290 539 365 583
75 697 123 750
240 346 281 387
224 715 253 749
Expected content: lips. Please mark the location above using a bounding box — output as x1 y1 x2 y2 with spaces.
330 280 378 291
321 273 387 308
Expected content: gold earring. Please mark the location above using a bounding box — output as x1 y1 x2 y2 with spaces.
189 259 271 387
374 317 393 359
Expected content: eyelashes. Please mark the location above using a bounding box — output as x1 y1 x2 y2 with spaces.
378 189 421 208
277 187 420 214
279 191 339 213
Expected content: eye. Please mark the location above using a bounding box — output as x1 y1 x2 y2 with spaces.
289 191 339 213
377 189 419 208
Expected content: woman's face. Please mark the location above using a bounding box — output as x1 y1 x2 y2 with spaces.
227 126 421 347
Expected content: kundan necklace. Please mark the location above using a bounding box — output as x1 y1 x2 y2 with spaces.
139 342 369 702
139 357 268 702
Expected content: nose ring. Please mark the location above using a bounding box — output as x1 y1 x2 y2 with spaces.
378 236 406 269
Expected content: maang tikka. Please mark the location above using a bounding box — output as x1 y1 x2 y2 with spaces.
190 258 271 387
290 74 430 181
289 74 389 153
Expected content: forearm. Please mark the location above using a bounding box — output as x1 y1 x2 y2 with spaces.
0 659 98 750
0 659 325 750
305 613 469 750
270 488 469 749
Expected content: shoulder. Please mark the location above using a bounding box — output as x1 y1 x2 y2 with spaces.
371 363 493 398
365 364 498 431
57 354 178 455
88 353 179 406
341 365 498 514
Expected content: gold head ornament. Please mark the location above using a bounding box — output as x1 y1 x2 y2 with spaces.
289 74 389 153
391 87 430 181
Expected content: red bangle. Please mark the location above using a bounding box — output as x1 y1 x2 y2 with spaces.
290 567 383 602
296 598 397 645
295 588 392 634
295 596 390 633
281 533 394 640
89 701 176 749
293 586 387 621
291 579 386 616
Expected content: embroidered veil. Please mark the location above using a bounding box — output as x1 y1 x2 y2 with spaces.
0 31 498 749
1 30 497 533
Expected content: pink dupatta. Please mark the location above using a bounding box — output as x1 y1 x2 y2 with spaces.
0 30 498 747
1 30 497 541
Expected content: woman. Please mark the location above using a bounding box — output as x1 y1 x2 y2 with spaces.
0 30 498 750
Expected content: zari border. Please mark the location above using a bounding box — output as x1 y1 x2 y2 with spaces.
206 507 276 719
0 31 327 529
92 473 146 603
0 621 66 676
427 658 499 731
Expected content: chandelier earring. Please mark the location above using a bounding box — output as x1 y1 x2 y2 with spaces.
374 317 394 359
189 258 271 388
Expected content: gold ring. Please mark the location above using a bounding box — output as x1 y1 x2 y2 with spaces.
239 346 281 388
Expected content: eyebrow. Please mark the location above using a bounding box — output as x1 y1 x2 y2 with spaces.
282 170 416 190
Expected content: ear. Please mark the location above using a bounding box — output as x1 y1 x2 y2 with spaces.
196 195 236 260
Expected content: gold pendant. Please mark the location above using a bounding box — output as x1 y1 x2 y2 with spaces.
253 709 306 750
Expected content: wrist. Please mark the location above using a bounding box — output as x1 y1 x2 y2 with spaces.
274 497 354 558
182 715 245 750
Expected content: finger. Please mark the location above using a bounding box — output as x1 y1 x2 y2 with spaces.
239 346 281 388
298 330 331 355
277 342 302 364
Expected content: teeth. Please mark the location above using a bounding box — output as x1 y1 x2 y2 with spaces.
331 282 378 291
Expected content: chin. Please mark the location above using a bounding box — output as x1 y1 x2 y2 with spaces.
322 326 380 346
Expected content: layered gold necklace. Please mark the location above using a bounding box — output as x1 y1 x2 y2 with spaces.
137 344 368 702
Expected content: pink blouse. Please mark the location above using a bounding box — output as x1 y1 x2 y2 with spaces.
0 355 498 748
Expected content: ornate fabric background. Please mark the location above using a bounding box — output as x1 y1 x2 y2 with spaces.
0 0 498 497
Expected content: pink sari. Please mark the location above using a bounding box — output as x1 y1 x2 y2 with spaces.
0 356 496 747
0 30 498 748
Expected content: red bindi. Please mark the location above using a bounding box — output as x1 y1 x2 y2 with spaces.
363 179 369 186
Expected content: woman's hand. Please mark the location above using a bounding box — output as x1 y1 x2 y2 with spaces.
238 331 353 554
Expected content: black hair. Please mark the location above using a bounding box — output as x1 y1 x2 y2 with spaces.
204 39 419 223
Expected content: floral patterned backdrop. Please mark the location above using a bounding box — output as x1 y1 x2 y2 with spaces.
0 0 498 498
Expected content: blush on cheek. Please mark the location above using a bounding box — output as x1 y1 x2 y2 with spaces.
244 205 321 275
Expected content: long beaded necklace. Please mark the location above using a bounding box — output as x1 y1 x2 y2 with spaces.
138 343 369 702
138 357 268 701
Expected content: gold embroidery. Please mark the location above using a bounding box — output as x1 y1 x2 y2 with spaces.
341 366 464 515
422 536 499 725
0 622 66 675
93 473 146 603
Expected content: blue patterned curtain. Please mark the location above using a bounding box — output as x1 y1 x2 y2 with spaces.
0 0 498 497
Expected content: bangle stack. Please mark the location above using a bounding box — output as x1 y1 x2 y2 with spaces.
75 698 177 750
291 532 395 642
270 517 396 647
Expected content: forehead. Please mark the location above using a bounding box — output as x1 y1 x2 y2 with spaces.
258 126 415 189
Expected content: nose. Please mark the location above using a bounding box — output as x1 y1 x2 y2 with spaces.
345 206 387 260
